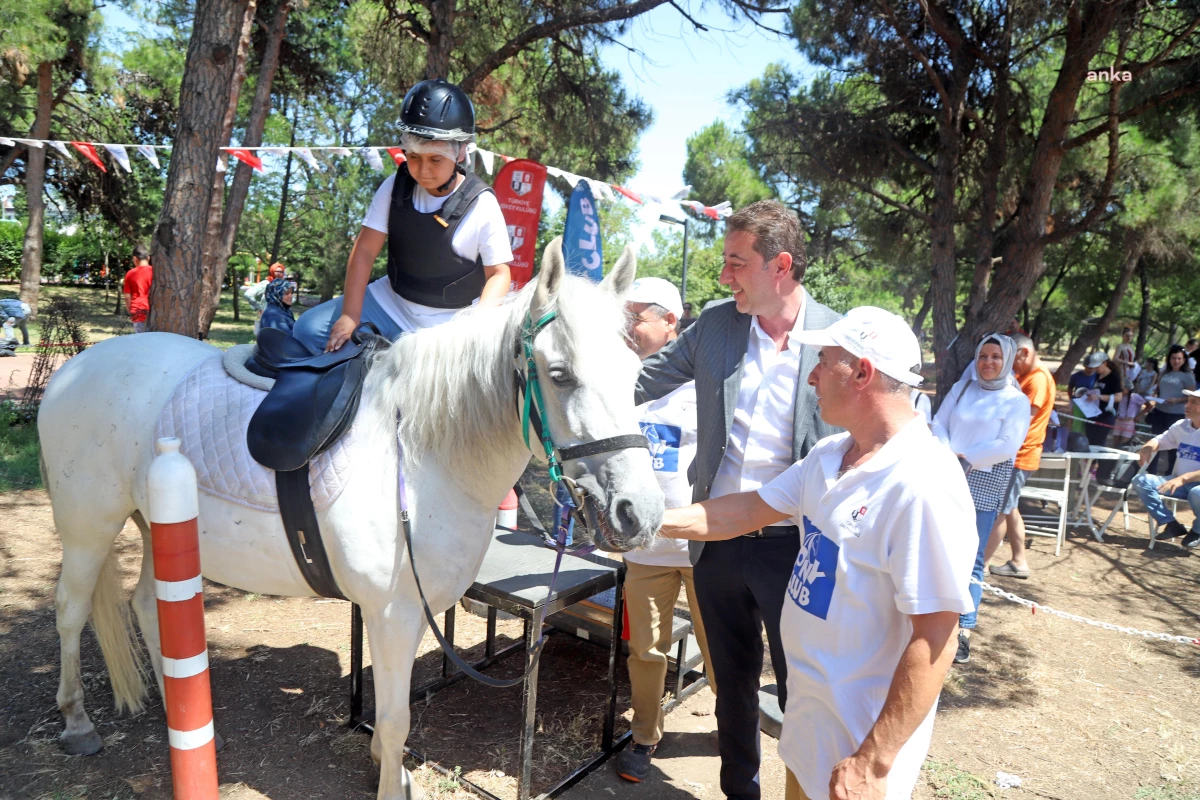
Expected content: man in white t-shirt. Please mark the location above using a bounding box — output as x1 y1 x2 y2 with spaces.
659 307 975 800
616 278 715 783
292 79 514 354
1133 390 1200 547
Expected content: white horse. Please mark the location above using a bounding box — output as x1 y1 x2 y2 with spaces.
39 240 663 800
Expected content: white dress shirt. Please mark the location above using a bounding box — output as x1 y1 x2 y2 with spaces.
710 298 806 525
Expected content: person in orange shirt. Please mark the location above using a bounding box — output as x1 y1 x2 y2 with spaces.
985 332 1055 577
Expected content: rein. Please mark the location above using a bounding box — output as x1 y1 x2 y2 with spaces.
400 308 649 690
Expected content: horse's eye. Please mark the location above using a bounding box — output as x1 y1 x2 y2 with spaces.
548 367 574 386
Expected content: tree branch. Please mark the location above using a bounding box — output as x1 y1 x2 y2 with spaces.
1064 82 1200 150
459 0 672 93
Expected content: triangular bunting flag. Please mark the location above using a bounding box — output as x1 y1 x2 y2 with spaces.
385 147 406 166
216 157 227 173
330 147 352 157
103 144 131 172
137 145 160 168
0 137 14 147
70 142 107 172
49 141 72 159
260 147 287 157
670 185 692 201
682 200 705 213
612 185 643 204
227 148 264 171
500 154 514 164
294 147 320 170
562 172 581 188
361 147 384 171
15 138 44 148
477 149 494 175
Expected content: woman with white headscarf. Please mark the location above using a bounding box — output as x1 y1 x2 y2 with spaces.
933 334 1031 664
292 79 514 355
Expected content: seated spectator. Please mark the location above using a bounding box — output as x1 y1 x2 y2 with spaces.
1147 345 1196 474
258 279 296 334
1133 390 1200 547
0 298 31 345
933 334 1031 663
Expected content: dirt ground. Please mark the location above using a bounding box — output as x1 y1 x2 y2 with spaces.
2 479 1198 800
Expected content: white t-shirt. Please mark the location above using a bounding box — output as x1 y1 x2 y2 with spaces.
627 382 697 568
711 302 807 525
757 416 976 800
1152 418 1200 478
362 173 514 332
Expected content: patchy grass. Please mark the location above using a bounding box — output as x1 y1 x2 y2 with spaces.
0 401 40 491
1134 785 1200 800
920 758 993 800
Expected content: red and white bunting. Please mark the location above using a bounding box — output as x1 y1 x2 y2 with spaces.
0 138 732 217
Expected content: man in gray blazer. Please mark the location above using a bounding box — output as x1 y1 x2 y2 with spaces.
635 200 841 800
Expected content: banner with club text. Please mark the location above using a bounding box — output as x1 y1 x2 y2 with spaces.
562 181 603 281
493 159 548 289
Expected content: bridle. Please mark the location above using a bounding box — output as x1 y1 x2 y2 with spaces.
512 308 649 547
399 306 649 690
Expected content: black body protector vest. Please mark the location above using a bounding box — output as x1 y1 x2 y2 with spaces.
386 164 494 309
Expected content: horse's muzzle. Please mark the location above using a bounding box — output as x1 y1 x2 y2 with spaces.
575 475 663 553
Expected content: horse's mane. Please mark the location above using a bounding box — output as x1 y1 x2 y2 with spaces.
366 275 624 471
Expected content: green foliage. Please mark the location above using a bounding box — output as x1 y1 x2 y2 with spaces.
0 401 42 492
0 224 23 280
684 121 773 212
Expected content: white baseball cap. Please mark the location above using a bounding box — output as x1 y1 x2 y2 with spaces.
626 277 683 320
794 306 924 386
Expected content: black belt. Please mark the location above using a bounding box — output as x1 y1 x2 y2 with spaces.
743 525 799 539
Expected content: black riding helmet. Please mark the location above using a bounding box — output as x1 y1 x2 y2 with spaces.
399 79 475 141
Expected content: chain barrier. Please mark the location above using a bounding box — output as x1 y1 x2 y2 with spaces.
972 578 1200 646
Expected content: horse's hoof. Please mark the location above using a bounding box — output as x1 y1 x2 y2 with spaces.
60 729 103 756
214 731 225 753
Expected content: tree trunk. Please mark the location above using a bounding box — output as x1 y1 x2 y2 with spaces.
270 118 297 263
149 0 253 336
426 0 456 79
232 267 241 321
18 62 55 317
1053 240 1142 384
942 1 1124 386
201 0 292 334
929 113 966 402
1136 260 1150 361
197 0 258 339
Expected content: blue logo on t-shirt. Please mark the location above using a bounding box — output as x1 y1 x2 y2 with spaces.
1179 442 1200 463
641 422 681 471
788 516 839 620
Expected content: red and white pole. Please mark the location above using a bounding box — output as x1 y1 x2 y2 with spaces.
148 437 218 800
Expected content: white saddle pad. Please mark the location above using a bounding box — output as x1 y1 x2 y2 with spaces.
154 355 356 512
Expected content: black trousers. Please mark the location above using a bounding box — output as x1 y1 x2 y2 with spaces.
1147 408 1179 474
692 534 800 800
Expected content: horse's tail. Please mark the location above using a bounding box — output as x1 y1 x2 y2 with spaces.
90 545 148 713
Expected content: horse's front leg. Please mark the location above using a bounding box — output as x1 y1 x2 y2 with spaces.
366 606 427 800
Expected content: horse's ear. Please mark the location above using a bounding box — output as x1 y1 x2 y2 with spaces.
533 236 565 316
600 243 637 297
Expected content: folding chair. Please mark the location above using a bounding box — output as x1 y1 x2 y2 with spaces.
1021 453 1072 556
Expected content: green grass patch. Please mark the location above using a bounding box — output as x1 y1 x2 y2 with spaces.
1135 785 1200 800
0 401 41 491
921 758 993 800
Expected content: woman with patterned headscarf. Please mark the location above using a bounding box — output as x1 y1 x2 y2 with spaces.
259 278 295 333
932 334 1031 664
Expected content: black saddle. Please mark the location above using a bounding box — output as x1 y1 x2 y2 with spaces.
245 326 388 602
247 327 387 472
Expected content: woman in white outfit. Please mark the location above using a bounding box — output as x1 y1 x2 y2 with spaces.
932 334 1031 663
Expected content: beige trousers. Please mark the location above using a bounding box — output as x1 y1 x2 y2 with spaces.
624 559 715 746
785 768 810 800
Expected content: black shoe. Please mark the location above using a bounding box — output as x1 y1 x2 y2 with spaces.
1160 520 1188 540
616 742 657 782
954 632 971 664
1184 531 1200 548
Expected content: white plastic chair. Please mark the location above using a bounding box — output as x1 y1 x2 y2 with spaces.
1147 496 1186 550
1021 454 1072 556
